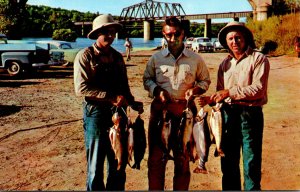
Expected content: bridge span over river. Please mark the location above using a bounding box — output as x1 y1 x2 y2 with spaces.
74 0 272 40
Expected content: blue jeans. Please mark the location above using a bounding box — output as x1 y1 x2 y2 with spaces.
83 102 127 191
221 104 264 190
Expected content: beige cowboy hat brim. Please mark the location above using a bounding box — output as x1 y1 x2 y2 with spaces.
87 14 123 40
218 21 256 49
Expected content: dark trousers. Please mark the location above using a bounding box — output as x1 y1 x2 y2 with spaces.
221 104 264 190
83 102 127 191
148 99 194 190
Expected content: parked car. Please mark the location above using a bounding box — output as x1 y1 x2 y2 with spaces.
37 40 82 66
185 37 194 49
191 37 214 53
294 36 300 58
213 39 224 51
0 34 57 76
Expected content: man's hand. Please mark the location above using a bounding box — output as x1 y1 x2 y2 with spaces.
210 90 229 103
112 95 127 107
194 96 212 107
154 86 170 104
185 87 206 101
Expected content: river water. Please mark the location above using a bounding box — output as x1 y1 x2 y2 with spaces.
20 37 162 53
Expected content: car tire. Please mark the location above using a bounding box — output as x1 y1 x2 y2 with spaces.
62 60 70 67
7 61 22 76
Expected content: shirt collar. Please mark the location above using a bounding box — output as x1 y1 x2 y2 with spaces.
161 46 191 58
92 43 113 56
227 46 254 60
92 43 101 55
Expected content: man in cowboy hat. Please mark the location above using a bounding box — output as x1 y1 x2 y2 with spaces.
74 14 143 191
198 21 270 190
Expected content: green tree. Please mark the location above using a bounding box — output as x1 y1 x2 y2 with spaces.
0 0 28 39
284 0 300 13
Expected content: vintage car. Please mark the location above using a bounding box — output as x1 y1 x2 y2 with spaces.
213 39 224 51
191 37 214 52
0 34 57 76
184 37 194 49
37 40 82 66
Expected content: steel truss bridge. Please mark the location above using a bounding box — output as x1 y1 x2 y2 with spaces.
119 0 251 21
74 0 255 39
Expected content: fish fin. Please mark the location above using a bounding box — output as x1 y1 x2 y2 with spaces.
214 148 225 157
162 153 174 161
214 148 219 157
193 166 208 174
132 163 141 170
218 150 225 157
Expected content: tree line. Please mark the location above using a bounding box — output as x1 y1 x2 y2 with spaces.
0 0 299 40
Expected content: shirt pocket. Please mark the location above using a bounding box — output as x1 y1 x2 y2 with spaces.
238 70 251 86
179 64 194 84
156 65 173 83
224 71 235 88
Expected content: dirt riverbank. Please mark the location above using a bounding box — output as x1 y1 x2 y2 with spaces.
0 50 299 190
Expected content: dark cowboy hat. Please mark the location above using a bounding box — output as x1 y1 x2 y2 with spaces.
87 14 122 40
218 21 256 49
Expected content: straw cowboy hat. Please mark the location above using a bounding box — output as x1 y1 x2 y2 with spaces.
218 21 256 49
87 14 122 39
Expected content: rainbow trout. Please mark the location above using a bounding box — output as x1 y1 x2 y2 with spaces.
109 112 123 170
127 126 134 166
192 107 211 174
131 114 146 169
160 109 172 160
179 107 194 159
210 103 225 157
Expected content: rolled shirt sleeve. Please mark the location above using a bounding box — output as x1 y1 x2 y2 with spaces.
217 48 270 106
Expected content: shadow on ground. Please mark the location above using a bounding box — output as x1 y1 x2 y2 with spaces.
0 105 25 117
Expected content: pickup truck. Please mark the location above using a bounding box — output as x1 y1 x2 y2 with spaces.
0 34 61 76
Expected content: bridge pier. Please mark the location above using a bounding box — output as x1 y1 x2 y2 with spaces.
204 19 211 38
255 4 269 21
144 20 154 40
248 0 271 21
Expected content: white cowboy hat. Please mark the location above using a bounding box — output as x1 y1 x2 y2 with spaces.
218 21 256 49
87 14 122 39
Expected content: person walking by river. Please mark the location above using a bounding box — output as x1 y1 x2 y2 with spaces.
74 14 143 191
124 37 133 61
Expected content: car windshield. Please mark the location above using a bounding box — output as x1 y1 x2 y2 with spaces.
60 44 72 49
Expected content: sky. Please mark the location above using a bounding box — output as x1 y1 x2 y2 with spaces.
26 0 253 20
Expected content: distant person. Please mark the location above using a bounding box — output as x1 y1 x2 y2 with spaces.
198 21 270 190
124 37 133 61
161 37 167 49
143 16 211 190
73 14 143 191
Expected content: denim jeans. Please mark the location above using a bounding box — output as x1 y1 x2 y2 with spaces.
220 104 264 190
83 102 127 191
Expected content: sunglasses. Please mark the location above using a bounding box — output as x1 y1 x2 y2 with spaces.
164 31 182 39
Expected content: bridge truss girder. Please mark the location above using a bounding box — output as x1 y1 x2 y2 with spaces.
119 0 186 21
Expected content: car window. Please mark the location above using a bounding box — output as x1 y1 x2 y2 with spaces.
50 44 58 49
60 44 72 49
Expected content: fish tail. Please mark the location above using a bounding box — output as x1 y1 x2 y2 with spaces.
214 148 225 157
